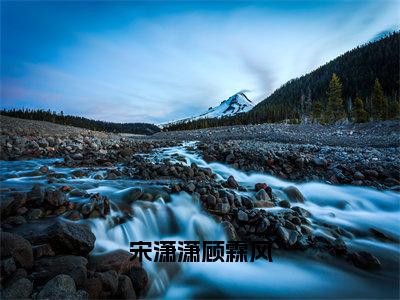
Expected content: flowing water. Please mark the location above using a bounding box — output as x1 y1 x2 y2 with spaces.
1 143 399 299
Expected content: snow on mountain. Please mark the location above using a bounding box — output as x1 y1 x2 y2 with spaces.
160 92 254 127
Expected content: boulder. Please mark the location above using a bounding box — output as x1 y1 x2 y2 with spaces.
237 210 249 222
116 275 136 299
221 221 239 241
1 278 33 299
0 192 26 218
226 176 239 189
95 270 119 295
37 274 76 299
185 182 196 193
255 189 270 201
276 225 290 245
82 277 102 299
45 188 68 207
255 183 268 191
348 251 381 270
283 186 304 203
241 197 254 209
33 255 88 286
215 203 230 214
1 232 33 269
88 250 140 274
127 266 148 296
254 201 275 208
10 218 95 256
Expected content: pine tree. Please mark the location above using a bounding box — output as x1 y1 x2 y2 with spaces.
387 99 400 119
353 97 368 123
312 100 323 123
326 73 346 123
371 78 386 120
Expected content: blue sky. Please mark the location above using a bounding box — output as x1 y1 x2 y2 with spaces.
1 1 398 123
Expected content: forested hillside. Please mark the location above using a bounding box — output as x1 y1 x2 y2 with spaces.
0 109 161 135
166 32 399 131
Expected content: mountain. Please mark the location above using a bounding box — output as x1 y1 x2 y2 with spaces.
161 92 254 127
165 32 399 131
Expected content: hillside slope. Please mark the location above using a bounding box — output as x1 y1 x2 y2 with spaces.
165 32 399 131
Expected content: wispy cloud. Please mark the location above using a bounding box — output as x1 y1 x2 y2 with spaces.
1 1 398 123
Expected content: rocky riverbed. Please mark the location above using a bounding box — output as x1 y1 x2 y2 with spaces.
1 116 399 299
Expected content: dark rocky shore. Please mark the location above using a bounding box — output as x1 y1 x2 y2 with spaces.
1 116 398 299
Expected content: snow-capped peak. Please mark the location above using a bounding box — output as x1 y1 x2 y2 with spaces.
200 92 253 119
160 92 254 127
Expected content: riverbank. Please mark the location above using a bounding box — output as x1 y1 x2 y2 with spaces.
1 116 399 299
3 116 398 190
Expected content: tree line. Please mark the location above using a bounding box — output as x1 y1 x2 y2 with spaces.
165 32 399 131
0 109 161 135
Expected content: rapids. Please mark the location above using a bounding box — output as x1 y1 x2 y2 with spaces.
1 143 399 298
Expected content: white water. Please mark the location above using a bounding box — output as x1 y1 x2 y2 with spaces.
1 144 399 298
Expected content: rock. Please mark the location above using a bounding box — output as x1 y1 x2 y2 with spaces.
254 201 275 208
354 171 365 180
39 166 50 173
186 182 196 193
276 225 290 245
127 266 148 296
4 215 26 226
26 208 43 220
226 175 239 189
292 206 312 218
95 270 119 295
225 153 235 163
0 192 26 218
288 230 299 247
32 244 55 258
237 210 249 222
72 153 83 160
255 189 270 201
206 194 217 207
0 232 33 269
348 251 381 270
122 187 143 203
332 238 347 256
369 228 397 242
82 277 102 298
11 218 95 256
1 278 33 299
62 210 82 221
295 157 305 168
33 255 88 286
88 250 140 274
284 220 296 230
313 157 327 168
283 186 304 203
300 225 313 235
45 188 68 207
75 290 89 299
221 221 239 241
289 216 301 225
296 236 309 250
37 274 76 299
215 203 230 214
116 275 136 299
1 257 17 277
256 218 270 234
241 197 254 209
27 186 45 206
255 183 268 191
71 170 86 178
278 200 291 208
